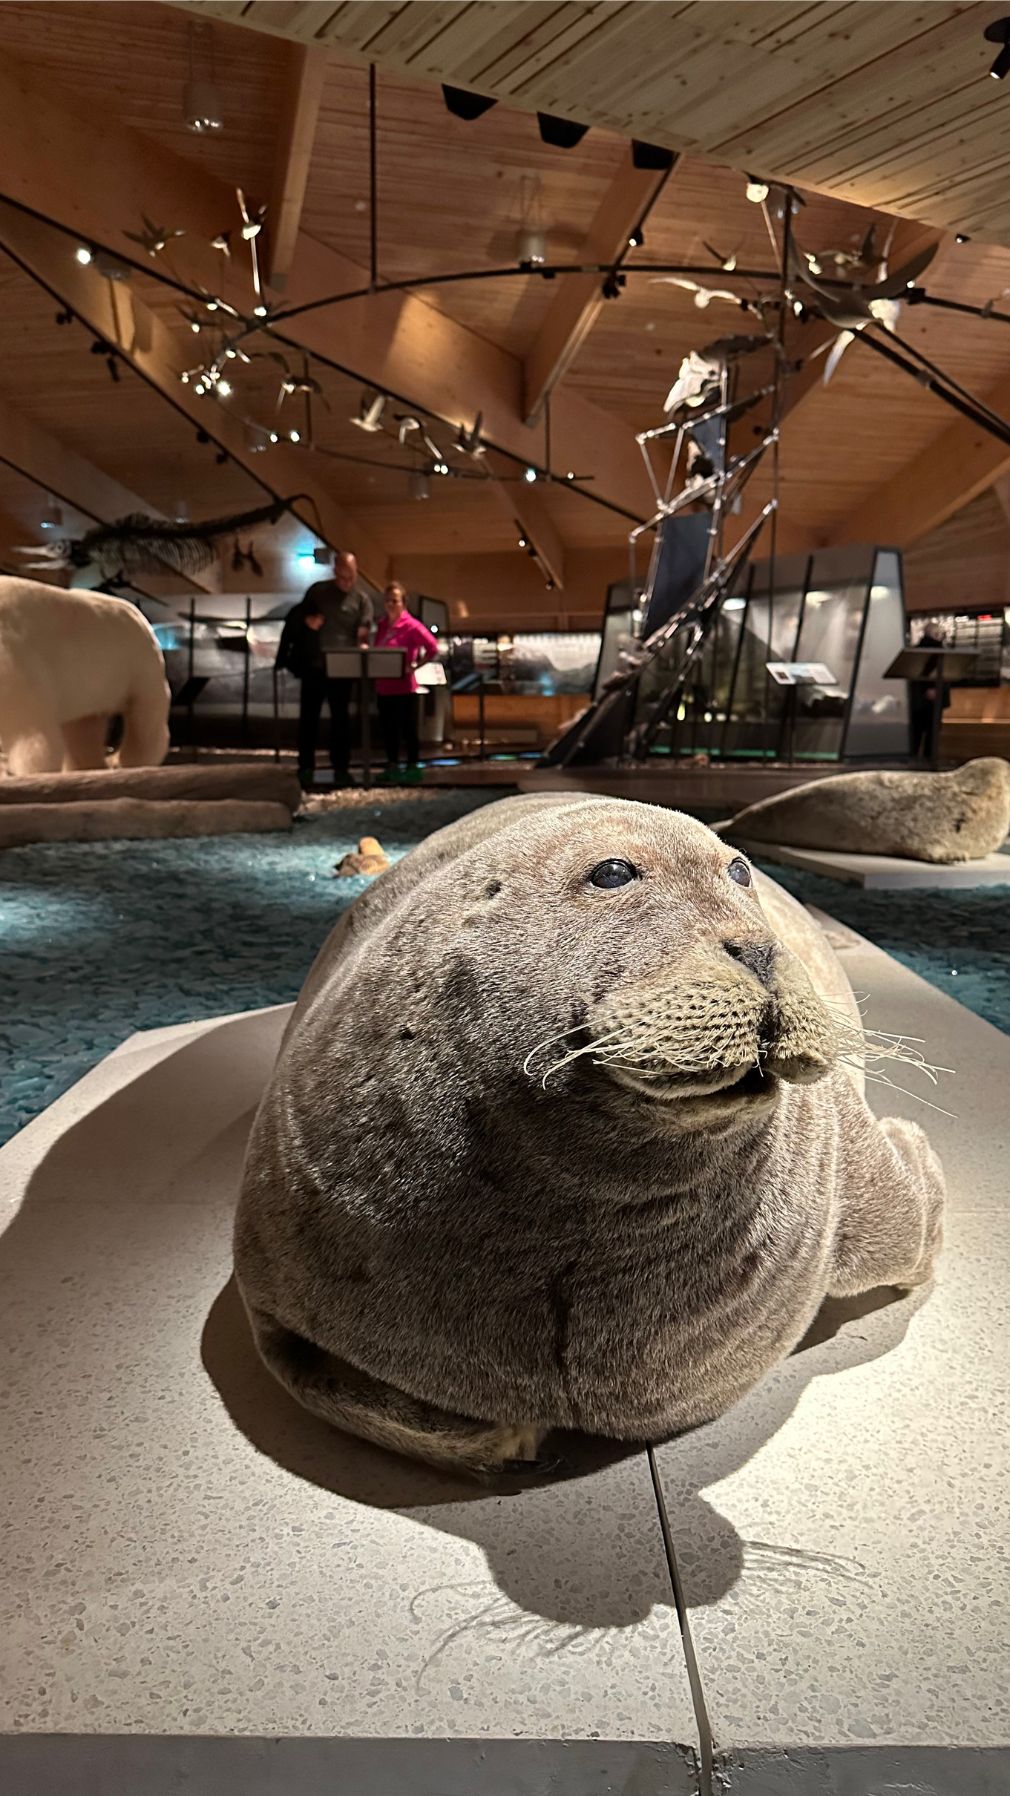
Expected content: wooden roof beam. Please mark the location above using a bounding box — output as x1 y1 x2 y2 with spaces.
0 387 221 595
487 474 566 592
265 42 329 293
0 47 652 525
826 363 1010 549
0 202 390 586
522 152 673 425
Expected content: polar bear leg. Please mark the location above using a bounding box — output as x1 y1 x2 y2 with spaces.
0 664 65 775
117 681 170 769
61 713 110 771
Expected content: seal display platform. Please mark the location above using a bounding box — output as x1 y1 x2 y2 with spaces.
1 941 1008 1794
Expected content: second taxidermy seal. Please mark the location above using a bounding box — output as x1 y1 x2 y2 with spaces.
236 794 945 1476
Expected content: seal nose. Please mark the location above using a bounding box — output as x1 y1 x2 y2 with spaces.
724 940 777 989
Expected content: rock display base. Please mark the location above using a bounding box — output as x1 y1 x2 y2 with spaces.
0 798 293 847
0 760 302 812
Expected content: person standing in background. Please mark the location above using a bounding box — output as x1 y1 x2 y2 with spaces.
277 549 373 790
374 581 439 784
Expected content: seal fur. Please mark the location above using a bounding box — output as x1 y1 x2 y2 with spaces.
235 793 945 1476
723 758 1010 864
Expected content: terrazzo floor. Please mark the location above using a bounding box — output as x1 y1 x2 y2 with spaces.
2 786 1007 1144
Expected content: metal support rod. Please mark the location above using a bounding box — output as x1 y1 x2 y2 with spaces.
368 64 378 291
241 594 251 743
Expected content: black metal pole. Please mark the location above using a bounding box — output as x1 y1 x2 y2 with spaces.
368 64 378 292
360 657 372 788
241 595 251 744
187 596 196 760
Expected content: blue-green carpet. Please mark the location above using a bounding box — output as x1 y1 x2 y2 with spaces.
1 790 1006 1144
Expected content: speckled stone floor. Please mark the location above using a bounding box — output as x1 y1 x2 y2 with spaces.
1 923 1007 1793
1 788 1007 1146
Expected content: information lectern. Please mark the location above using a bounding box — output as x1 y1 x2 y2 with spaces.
326 647 406 788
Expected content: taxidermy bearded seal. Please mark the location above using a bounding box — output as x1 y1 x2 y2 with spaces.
723 758 1010 865
236 793 945 1477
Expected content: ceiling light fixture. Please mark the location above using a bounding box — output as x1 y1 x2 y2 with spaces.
441 84 497 121
516 226 547 267
632 140 675 171
184 22 224 130
74 245 93 266
523 466 538 483
537 113 588 150
745 177 770 204
627 225 645 249
985 17 1010 76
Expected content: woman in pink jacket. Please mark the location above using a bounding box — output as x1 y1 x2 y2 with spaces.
373 581 440 782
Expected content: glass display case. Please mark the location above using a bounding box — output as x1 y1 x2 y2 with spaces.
593 544 911 764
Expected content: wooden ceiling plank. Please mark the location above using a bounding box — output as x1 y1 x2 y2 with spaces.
705 6 968 158
487 471 566 591
265 41 329 291
522 151 672 423
0 202 391 583
0 385 222 594
826 362 1010 550
461 3 600 90
0 44 651 522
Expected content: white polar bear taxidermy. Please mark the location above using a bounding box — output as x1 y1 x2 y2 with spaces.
0 576 170 775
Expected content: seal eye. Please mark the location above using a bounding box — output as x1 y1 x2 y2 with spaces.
727 857 752 888
589 858 638 890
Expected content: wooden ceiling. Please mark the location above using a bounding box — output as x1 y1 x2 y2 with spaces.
178 2 1010 245
0 1 1009 618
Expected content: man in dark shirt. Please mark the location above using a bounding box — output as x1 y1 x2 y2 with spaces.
275 550 373 789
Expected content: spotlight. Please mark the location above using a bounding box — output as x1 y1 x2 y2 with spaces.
289 429 301 443
441 84 497 121
985 18 1010 77
523 466 538 484
74 245 93 266
537 113 588 150
252 303 268 318
631 141 675 172
516 226 547 267
627 225 645 249
268 431 279 444
565 470 575 480
517 535 528 549
183 75 224 132
432 460 449 476
217 378 232 396
956 233 971 244
745 177 769 204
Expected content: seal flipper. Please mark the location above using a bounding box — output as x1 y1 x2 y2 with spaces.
248 1307 546 1480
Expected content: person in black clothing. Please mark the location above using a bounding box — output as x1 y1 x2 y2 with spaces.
275 550 373 790
908 628 950 763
